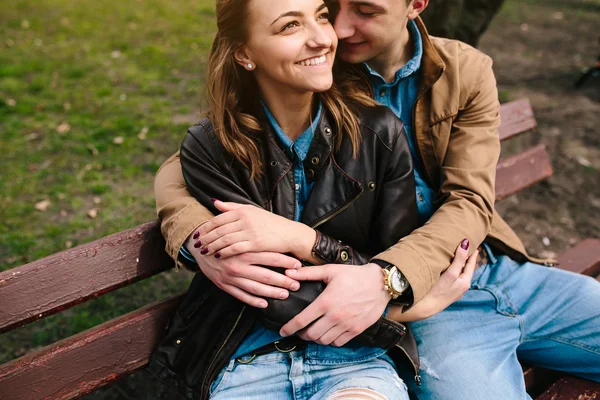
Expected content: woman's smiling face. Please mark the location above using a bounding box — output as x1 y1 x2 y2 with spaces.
237 0 338 95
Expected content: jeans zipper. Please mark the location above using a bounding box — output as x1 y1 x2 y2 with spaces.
202 306 246 396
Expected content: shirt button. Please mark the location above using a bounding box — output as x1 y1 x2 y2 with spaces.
418 193 424 201
379 89 386 97
295 183 301 191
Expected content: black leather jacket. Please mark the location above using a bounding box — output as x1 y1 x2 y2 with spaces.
148 104 420 400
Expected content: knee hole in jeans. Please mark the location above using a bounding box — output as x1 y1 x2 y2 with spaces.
325 388 388 400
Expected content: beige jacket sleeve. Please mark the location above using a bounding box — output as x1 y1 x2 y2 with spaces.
373 57 501 305
154 151 214 268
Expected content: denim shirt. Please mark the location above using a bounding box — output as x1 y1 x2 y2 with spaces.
232 100 388 362
365 19 437 224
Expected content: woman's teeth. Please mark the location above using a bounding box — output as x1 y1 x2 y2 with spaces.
296 55 327 66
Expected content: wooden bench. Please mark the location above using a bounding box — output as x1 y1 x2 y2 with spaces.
1 99 599 399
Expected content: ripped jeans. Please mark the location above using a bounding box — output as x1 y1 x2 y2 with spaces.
209 350 408 400
398 249 600 400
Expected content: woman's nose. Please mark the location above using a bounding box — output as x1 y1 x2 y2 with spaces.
306 24 333 48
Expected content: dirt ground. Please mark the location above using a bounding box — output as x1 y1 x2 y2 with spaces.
479 0 599 260
69 1 600 399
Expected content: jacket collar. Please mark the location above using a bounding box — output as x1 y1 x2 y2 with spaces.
414 16 445 96
259 107 363 226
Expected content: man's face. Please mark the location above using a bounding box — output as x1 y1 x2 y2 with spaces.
328 0 415 64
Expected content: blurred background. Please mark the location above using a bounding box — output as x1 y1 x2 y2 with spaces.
1 0 599 398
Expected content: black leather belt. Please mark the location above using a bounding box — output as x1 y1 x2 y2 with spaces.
235 336 307 364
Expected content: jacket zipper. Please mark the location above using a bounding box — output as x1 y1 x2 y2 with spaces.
395 343 422 386
310 192 362 230
202 306 246 396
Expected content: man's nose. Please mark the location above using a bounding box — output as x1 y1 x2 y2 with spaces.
333 11 354 39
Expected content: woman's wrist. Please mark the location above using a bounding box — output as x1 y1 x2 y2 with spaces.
289 222 317 260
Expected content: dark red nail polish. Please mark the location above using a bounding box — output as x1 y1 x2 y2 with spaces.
461 239 470 250
194 241 202 248
201 248 209 255
214 253 221 259
193 231 200 240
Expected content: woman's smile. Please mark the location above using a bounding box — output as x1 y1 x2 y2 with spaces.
295 53 329 67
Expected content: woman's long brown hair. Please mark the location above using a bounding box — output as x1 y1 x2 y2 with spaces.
208 0 377 178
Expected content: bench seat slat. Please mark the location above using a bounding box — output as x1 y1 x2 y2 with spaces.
499 99 537 141
555 239 600 276
0 221 173 333
495 144 553 201
522 238 600 396
0 293 183 400
535 377 600 400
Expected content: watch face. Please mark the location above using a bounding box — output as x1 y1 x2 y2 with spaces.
390 269 408 293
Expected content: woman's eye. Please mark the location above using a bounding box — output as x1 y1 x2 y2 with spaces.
318 12 330 21
282 21 300 31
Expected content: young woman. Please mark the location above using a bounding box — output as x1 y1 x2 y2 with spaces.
149 1 476 399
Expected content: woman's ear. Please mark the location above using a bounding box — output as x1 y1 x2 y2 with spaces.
234 46 256 71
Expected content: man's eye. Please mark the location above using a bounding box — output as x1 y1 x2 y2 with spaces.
357 9 376 17
282 21 300 31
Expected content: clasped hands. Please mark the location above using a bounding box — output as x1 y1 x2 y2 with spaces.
185 201 478 346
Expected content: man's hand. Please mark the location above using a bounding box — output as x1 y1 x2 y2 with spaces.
280 263 390 347
387 241 478 322
193 200 316 260
186 235 302 309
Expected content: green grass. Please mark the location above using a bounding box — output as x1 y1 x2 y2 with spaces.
0 0 217 361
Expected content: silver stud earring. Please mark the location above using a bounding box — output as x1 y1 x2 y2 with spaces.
247 63 253 69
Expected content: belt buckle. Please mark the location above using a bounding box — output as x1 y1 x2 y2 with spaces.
274 341 297 353
476 246 490 268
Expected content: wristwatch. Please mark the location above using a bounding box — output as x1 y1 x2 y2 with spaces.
380 264 409 300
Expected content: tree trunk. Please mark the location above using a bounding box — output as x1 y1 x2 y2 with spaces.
420 0 505 47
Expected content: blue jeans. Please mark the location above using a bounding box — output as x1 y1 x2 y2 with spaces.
209 350 409 400
398 253 600 400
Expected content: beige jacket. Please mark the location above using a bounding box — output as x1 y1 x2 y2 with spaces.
154 18 544 304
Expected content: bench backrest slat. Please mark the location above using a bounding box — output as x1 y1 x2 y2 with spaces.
0 221 173 334
495 144 553 201
498 98 537 141
0 294 182 400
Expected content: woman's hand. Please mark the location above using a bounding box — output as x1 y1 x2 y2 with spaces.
185 234 302 308
387 240 478 322
192 200 317 259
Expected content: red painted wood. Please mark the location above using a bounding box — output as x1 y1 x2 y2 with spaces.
495 144 553 200
0 221 174 333
0 293 183 400
523 366 561 398
556 239 600 277
499 99 537 141
536 377 600 400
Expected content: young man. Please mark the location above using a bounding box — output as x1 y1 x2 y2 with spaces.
154 1 600 398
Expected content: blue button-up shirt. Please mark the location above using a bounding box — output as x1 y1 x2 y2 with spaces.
366 19 437 224
232 100 387 362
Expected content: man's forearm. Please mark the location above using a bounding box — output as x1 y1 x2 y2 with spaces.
155 151 215 266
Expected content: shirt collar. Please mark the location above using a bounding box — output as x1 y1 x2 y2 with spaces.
363 19 423 85
260 100 322 161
